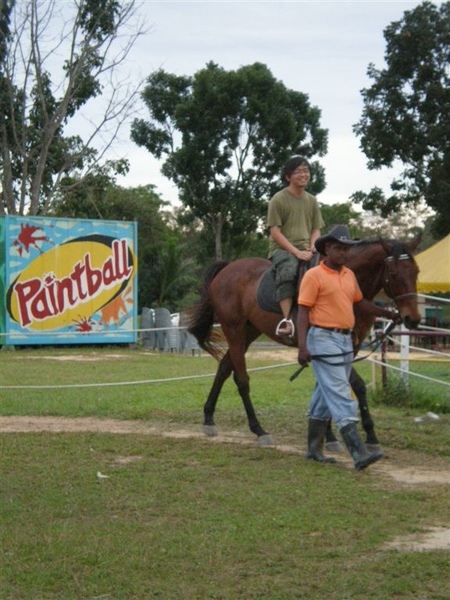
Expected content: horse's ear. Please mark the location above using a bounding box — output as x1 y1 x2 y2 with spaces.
379 237 392 255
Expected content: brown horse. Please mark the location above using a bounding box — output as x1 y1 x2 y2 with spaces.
187 237 421 446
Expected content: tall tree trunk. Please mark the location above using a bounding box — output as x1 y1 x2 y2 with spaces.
214 214 223 261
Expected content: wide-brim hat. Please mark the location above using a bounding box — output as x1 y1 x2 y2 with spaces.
315 225 359 256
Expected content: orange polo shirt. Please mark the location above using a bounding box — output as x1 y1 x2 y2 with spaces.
298 261 363 329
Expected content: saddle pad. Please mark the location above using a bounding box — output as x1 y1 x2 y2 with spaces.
256 268 282 314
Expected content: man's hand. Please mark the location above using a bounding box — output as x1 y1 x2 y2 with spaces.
298 347 310 366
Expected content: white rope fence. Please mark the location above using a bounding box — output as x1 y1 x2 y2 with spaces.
0 361 298 390
369 356 450 388
368 326 450 392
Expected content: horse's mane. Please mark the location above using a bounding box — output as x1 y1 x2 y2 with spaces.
352 239 413 259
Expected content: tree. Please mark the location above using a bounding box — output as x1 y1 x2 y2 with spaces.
320 200 432 242
0 0 145 216
131 62 328 261
352 1 450 237
319 202 363 238
352 202 431 241
150 237 197 309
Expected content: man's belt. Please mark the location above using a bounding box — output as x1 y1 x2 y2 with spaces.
312 325 353 335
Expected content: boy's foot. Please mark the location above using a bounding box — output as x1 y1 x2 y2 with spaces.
275 318 295 338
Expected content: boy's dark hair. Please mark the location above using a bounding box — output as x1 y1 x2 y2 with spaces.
282 155 310 180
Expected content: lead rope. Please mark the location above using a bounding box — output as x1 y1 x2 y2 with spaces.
289 320 396 381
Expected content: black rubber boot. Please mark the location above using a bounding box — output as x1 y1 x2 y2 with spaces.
340 422 384 471
306 419 337 464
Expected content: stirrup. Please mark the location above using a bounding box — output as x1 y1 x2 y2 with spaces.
276 318 295 338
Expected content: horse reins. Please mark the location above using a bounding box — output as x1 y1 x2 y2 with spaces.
289 320 397 381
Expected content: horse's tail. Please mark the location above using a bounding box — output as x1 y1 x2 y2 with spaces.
186 261 229 361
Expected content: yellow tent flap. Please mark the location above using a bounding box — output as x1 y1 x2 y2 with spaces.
415 234 450 294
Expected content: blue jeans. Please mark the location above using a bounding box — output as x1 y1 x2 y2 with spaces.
306 326 358 430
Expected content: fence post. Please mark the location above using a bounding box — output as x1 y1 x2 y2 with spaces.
381 338 387 387
399 329 410 385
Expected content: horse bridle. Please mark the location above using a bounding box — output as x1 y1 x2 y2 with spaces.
382 253 417 307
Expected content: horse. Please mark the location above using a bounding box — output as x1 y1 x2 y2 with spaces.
187 236 421 447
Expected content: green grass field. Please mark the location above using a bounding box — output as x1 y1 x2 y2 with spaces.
1 345 449 599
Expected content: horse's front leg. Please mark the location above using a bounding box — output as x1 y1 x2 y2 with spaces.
350 367 380 449
203 351 233 437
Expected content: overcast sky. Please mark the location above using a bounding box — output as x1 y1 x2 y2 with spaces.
108 0 432 206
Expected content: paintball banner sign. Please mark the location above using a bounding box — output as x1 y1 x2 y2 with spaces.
0 215 138 346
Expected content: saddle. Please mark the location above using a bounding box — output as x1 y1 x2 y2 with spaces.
256 258 316 315
256 268 282 314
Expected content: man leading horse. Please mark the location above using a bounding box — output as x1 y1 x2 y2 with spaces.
297 225 402 470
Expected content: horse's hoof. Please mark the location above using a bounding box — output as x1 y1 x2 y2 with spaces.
203 425 218 437
325 441 344 453
257 434 274 447
365 443 382 453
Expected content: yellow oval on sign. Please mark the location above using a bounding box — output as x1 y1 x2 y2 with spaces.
7 236 136 331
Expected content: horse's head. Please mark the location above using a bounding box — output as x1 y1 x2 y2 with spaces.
380 235 421 330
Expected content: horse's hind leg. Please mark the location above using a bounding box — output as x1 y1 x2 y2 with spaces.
203 348 272 445
350 367 380 449
226 333 273 447
203 351 233 437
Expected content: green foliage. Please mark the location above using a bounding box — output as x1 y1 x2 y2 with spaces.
77 0 121 41
0 1 14 60
132 61 328 261
371 372 450 414
322 199 431 242
320 202 363 237
151 235 197 308
353 1 450 237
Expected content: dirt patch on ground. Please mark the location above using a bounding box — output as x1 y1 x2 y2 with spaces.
21 349 300 364
1 415 449 552
383 527 450 552
1 415 448 489
21 353 145 362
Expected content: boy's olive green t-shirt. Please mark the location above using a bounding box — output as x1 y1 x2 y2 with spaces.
267 188 324 257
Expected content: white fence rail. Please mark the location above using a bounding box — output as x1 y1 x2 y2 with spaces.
368 292 450 398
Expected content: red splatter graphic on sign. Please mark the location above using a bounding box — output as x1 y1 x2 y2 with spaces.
12 224 53 256
73 316 95 333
